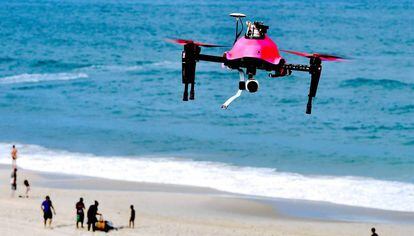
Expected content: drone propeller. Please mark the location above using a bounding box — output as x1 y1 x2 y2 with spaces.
166 38 227 48
281 50 345 61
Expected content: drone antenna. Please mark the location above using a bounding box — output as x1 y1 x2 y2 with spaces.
230 13 246 44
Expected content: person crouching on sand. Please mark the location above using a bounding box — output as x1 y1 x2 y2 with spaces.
24 179 30 198
371 227 379 236
76 197 86 228
10 168 17 197
129 205 135 228
87 200 101 231
19 179 30 198
41 196 56 228
11 145 18 168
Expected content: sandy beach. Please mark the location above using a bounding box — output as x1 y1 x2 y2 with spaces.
0 164 413 236
1 0 413 235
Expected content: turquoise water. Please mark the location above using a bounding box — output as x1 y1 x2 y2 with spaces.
0 0 413 210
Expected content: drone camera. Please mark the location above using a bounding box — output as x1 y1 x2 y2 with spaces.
246 79 259 93
254 22 269 34
246 21 269 39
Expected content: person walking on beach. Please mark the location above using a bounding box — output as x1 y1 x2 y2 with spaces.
371 227 379 236
76 197 86 228
87 200 101 232
10 168 17 197
41 196 56 228
11 145 18 168
129 205 135 228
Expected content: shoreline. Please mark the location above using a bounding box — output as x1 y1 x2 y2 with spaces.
2 164 414 226
1 142 413 213
1 164 414 235
34 169 414 225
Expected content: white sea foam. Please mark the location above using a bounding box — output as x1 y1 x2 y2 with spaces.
85 61 213 73
87 65 145 72
0 72 88 84
83 61 177 73
1 142 413 212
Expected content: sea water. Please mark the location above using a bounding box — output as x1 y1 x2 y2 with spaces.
0 0 413 211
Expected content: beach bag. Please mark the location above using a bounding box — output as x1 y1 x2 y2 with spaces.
95 216 115 232
95 216 106 231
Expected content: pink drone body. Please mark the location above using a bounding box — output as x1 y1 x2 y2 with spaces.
225 35 282 65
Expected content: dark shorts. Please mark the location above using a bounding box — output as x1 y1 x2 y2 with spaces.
87 217 97 224
130 217 135 222
11 184 16 190
44 211 53 220
77 213 84 222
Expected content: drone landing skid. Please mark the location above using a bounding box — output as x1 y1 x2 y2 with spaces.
221 90 242 109
221 69 245 109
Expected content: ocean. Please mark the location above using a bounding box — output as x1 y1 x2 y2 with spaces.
0 0 413 211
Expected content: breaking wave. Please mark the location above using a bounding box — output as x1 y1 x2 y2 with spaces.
0 143 413 212
0 72 88 84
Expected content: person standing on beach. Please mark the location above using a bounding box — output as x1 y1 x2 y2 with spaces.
11 145 18 168
371 227 379 236
87 200 101 231
41 196 56 228
10 168 17 197
76 197 86 228
129 205 135 228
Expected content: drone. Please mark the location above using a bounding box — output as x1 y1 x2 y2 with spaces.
168 13 345 114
